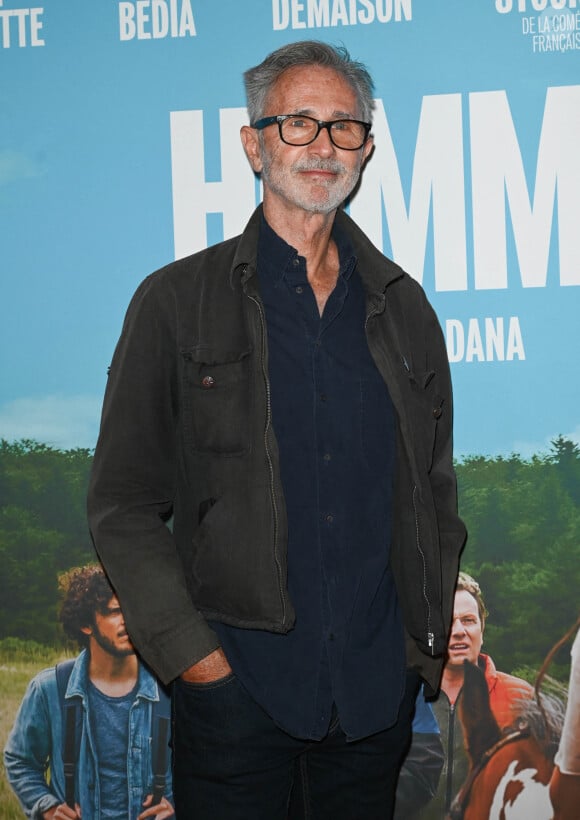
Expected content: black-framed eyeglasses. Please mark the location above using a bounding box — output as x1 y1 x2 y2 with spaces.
252 114 371 151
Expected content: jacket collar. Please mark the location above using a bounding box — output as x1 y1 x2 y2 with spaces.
66 648 160 703
230 206 262 288
230 204 405 297
478 652 499 693
334 208 405 297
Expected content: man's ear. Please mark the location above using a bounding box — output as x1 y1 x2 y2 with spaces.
362 135 374 166
80 624 93 637
240 125 263 174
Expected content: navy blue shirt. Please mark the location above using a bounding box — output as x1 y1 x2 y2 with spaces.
212 216 405 741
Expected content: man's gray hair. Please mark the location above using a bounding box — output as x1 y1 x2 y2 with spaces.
244 40 375 125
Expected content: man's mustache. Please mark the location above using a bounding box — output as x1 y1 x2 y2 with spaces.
292 158 346 174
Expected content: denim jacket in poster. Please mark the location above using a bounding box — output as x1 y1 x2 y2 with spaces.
3 649 173 820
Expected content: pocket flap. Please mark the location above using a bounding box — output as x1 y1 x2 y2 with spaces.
181 345 252 366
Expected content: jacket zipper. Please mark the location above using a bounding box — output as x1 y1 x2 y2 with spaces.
401 322 435 654
243 268 287 624
413 484 435 655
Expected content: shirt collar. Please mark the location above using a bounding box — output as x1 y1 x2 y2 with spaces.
258 212 357 286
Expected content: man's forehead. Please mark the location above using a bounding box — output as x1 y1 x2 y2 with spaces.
453 590 479 616
268 65 358 113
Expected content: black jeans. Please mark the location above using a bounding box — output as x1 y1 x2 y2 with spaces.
172 670 418 820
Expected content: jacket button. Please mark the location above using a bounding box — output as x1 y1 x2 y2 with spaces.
201 375 215 388
432 406 442 419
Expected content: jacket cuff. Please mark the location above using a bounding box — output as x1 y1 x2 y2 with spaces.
145 619 221 685
32 795 60 820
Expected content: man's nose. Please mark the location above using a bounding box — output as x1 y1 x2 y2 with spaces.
309 125 335 154
452 618 465 635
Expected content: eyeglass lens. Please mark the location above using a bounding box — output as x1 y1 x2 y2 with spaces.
280 116 367 149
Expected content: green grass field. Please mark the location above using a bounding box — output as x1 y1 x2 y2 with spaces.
0 644 67 819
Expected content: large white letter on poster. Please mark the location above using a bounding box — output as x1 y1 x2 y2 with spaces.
170 108 255 258
350 94 467 291
471 85 580 289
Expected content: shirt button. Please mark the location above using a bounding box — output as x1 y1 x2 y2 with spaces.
295 285 303 294
293 258 300 266
201 375 215 388
323 453 332 462
325 514 334 524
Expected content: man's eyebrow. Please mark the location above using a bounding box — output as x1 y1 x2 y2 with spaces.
291 108 358 119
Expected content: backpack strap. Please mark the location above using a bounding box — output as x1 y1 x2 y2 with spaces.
150 684 171 805
55 660 81 809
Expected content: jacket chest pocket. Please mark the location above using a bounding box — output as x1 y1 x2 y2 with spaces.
181 346 252 455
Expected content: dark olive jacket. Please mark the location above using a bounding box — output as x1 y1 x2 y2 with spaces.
88 205 466 689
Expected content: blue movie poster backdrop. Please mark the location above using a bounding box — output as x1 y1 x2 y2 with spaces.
1 0 579 458
1 4 580 818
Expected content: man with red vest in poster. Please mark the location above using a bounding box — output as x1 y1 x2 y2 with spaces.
403 572 534 819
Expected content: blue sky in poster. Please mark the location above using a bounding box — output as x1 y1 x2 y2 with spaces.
1 0 579 459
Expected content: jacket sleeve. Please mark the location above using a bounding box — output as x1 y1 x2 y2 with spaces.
87 274 220 684
392 280 467 685
423 293 467 644
3 674 61 819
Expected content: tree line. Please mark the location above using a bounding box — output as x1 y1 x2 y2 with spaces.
1 436 578 678
457 435 580 680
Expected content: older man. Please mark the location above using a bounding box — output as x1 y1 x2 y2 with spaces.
88 41 466 819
